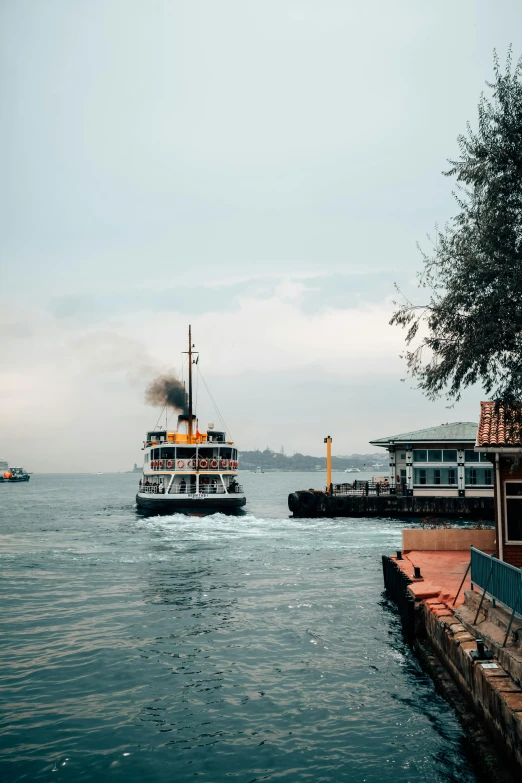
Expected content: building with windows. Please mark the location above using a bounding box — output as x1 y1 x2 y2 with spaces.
476 401 522 566
370 422 493 498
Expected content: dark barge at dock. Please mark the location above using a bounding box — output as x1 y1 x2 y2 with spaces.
289 432 495 519
288 482 495 519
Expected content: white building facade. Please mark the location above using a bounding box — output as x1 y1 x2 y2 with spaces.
370 422 493 499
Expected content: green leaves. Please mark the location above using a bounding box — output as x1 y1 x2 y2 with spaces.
392 50 522 417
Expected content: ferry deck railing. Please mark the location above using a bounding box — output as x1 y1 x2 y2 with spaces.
139 484 244 495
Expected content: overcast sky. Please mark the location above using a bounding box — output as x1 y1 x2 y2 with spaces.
1 1 521 471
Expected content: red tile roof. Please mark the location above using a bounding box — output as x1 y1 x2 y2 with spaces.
477 401 522 446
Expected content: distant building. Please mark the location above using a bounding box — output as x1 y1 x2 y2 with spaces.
476 401 522 566
370 422 493 499
0 458 8 472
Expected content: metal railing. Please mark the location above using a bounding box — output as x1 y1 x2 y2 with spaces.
470 546 522 644
332 481 395 496
139 484 243 496
140 485 167 494
169 485 224 495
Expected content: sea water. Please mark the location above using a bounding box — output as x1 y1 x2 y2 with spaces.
0 472 476 782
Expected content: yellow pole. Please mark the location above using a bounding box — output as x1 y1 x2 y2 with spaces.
324 436 332 493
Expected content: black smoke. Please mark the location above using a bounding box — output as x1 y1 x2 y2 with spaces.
145 375 188 413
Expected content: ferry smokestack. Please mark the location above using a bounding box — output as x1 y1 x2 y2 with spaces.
145 374 188 413
177 414 196 426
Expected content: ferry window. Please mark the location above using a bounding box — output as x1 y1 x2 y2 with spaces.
177 447 196 460
160 447 175 459
428 450 442 462
442 450 457 462
433 469 441 485
400 469 406 484
505 483 522 540
448 468 456 484
465 450 479 462
480 453 491 463
413 450 427 462
400 453 406 460
219 447 233 460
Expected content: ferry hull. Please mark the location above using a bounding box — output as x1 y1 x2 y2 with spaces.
135 493 246 515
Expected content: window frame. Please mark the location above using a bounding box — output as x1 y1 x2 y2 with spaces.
464 467 493 487
413 467 457 486
442 449 458 463
504 479 522 544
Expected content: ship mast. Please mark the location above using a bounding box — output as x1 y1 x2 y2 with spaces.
188 324 193 442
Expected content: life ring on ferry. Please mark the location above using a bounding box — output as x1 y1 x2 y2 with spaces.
159 460 164 468
199 459 208 469
152 460 157 469
210 459 218 469
177 460 185 469
221 459 228 469
231 460 238 469
188 459 196 469
166 460 173 469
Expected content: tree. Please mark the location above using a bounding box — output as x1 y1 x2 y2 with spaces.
391 50 522 423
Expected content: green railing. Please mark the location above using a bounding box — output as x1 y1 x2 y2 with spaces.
470 546 522 644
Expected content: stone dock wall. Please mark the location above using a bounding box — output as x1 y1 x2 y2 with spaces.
383 555 522 774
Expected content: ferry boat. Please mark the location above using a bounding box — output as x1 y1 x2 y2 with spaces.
2 466 30 482
135 327 246 514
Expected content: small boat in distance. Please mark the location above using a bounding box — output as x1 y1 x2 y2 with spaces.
2 467 30 482
136 326 246 515
344 467 361 474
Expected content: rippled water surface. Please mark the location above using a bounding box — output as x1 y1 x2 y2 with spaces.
0 472 477 782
